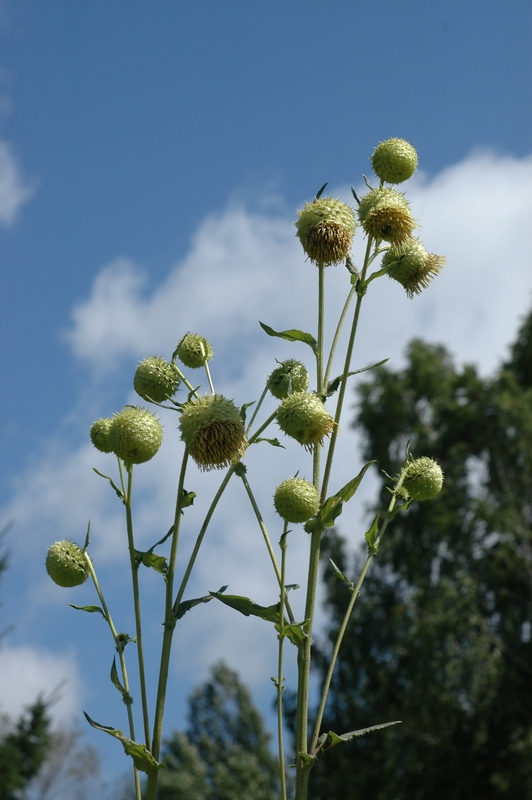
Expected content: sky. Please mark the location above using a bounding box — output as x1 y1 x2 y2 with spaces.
0 0 531 791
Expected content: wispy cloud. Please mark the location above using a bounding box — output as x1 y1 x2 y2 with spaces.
0 140 35 225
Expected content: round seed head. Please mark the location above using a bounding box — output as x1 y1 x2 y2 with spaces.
277 392 335 448
134 356 180 403
176 333 214 369
267 359 309 399
401 457 444 500
90 418 114 453
46 540 90 588
371 138 418 184
358 187 415 244
382 237 445 297
295 197 356 266
179 394 248 471
109 406 163 464
274 477 320 523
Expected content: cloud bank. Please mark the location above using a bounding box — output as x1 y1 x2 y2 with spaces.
0 140 35 225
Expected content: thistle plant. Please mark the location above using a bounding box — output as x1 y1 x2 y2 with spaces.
46 138 445 800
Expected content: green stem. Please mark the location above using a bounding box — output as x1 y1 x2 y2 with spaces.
123 465 151 750
204 361 215 394
245 384 269 436
320 236 374 503
310 485 402 754
277 527 289 800
150 450 190 767
323 283 357 391
238 471 295 624
85 555 142 800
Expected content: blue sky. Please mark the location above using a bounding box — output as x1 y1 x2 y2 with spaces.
0 0 531 792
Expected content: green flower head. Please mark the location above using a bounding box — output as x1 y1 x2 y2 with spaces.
371 138 418 184
109 406 163 464
277 392 335 449
134 356 180 403
382 237 445 298
358 187 415 245
267 359 309 399
46 540 91 588
179 394 248 471
90 418 114 453
295 197 356 266
274 477 320 523
399 456 444 501
176 333 214 369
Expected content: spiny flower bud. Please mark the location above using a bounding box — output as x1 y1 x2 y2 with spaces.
267 359 309 399
400 457 444 501
371 138 418 184
382 237 445 298
176 333 213 369
274 477 320 523
109 406 163 464
358 187 415 245
295 197 356 266
46 540 91 588
179 394 248 471
90 418 114 453
134 356 180 403
277 392 335 448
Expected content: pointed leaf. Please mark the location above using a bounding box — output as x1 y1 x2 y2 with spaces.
92 469 124 501
239 401 255 424
275 621 308 647
315 182 329 200
135 550 168 577
68 604 105 616
83 521 91 550
329 559 354 590
307 462 375 532
365 513 381 554
175 593 213 620
318 721 402 752
110 658 126 696
253 437 285 448
210 591 280 623
83 712 161 774
259 322 317 355
326 360 389 397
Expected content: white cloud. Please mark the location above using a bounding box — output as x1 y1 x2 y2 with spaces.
3 149 532 743
0 140 35 225
0 644 82 726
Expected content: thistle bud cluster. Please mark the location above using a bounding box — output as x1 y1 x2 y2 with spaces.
276 392 335 448
175 333 213 369
267 359 309 399
295 197 356 267
274 477 319 523
46 540 91 588
90 406 163 465
397 456 444 501
179 394 247 471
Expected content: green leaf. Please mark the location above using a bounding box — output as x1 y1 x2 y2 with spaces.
259 322 317 355
239 401 255 424
210 591 280 624
252 437 285 448
175 593 213 621
305 462 375 533
83 712 161 774
364 513 381 554
329 559 354 591
325 359 389 397
275 620 308 647
317 721 402 753
315 181 329 200
181 489 196 509
135 549 168 577
83 521 91 550
68 604 105 616
92 469 124 501
110 658 127 697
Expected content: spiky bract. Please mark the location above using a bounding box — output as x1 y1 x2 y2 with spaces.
358 187 415 244
277 392 335 448
134 356 180 403
400 457 444 501
274 477 320 523
176 333 214 369
46 540 90 588
267 359 309 399
371 138 418 184
382 237 445 297
90 418 114 453
109 406 163 464
179 394 248 471
295 197 356 266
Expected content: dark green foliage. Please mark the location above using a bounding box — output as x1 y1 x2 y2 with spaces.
309 310 532 800
158 662 281 800
0 699 51 800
